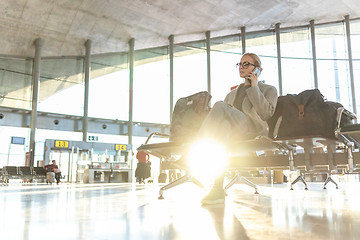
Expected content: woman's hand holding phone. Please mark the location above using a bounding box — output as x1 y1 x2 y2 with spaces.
246 68 260 86
253 68 260 77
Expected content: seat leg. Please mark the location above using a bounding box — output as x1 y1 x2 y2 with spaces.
224 173 241 194
290 174 308 190
158 174 204 199
2 177 9 186
224 173 259 194
239 176 259 194
189 177 206 190
323 176 338 189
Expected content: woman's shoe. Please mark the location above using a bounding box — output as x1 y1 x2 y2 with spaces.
201 186 225 205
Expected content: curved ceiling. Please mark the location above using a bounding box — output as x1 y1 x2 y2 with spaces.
0 0 359 57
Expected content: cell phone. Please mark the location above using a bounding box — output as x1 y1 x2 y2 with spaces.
253 68 261 77
246 68 260 85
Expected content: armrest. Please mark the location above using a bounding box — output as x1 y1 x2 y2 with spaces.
342 108 357 120
336 107 357 129
144 132 170 144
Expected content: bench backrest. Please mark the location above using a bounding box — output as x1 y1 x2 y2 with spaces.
19 166 32 175
33 167 47 175
4 166 19 175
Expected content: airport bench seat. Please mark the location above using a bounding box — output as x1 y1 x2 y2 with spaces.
1 166 22 184
2 166 21 178
138 126 360 199
1 166 48 184
19 166 33 177
139 103 360 198
32 167 47 179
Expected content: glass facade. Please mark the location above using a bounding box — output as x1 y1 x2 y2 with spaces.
0 17 360 168
350 19 360 116
210 35 242 103
173 41 208 103
38 58 85 116
0 58 33 109
246 31 279 92
280 27 314 94
316 22 353 111
134 47 170 124
89 53 129 120
246 31 279 93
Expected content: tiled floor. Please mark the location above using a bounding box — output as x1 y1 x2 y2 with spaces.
1 180 360 240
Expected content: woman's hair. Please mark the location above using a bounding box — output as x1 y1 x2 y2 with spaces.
243 53 262 68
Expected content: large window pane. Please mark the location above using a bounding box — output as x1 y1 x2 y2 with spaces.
316 22 352 110
210 35 242 103
38 58 85 116
246 31 279 94
174 41 207 102
89 53 129 120
280 27 314 94
134 47 170 124
350 19 360 118
0 58 33 109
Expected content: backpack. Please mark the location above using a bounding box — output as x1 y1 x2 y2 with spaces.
267 89 339 139
169 91 212 142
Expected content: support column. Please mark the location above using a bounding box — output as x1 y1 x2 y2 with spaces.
83 40 91 142
128 38 135 145
241 26 246 54
310 20 319 89
169 35 174 121
275 23 283 96
29 38 42 167
345 15 357 116
206 31 211 96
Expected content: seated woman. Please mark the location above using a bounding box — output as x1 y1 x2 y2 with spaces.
199 53 278 205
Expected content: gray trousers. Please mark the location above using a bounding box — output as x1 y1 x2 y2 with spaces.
199 101 249 143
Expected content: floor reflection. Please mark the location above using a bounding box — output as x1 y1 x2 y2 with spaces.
0 182 360 240
204 204 250 240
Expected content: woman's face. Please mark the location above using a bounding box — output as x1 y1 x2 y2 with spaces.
238 55 257 79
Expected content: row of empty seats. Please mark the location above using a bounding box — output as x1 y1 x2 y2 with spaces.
0 166 47 184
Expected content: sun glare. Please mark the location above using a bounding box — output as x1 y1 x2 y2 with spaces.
186 138 229 185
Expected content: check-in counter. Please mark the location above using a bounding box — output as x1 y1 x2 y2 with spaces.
83 162 131 183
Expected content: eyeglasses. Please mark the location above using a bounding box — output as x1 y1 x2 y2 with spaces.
236 62 256 69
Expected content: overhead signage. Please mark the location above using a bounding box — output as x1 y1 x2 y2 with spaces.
11 137 25 145
54 140 69 148
115 144 127 151
88 136 99 141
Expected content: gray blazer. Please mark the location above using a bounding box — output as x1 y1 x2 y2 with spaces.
224 81 278 137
